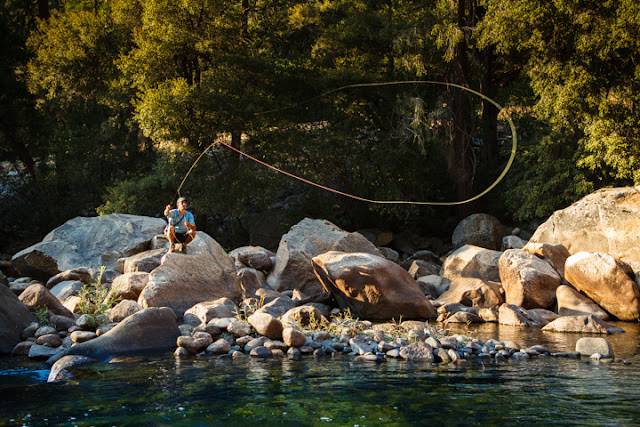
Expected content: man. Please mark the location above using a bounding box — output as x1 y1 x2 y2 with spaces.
164 197 196 253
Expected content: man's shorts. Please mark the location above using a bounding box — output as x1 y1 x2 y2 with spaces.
175 231 190 243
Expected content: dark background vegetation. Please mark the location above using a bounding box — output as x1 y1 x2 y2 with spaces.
2 0 639 254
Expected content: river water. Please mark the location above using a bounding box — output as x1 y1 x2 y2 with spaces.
2 322 640 426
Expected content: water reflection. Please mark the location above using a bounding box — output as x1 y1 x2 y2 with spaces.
2 322 640 425
446 321 640 360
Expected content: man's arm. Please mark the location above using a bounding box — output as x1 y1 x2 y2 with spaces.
164 204 171 217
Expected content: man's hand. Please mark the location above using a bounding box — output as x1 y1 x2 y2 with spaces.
185 222 196 231
164 204 171 216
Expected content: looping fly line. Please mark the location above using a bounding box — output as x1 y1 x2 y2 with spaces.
176 81 517 206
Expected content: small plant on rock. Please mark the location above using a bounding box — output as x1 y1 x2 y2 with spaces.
34 305 51 326
77 266 121 330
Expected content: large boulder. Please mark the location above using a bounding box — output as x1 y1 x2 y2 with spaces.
18 283 74 318
63 307 180 361
529 187 640 264
138 232 242 318
434 277 504 309
107 272 149 301
499 249 562 309
441 245 502 282
0 284 37 353
267 218 381 295
11 214 166 280
564 252 640 321
311 251 435 321
451 213 510 250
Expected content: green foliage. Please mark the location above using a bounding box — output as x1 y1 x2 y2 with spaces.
34 306 51 326
5 0 640 244
77 266 121 330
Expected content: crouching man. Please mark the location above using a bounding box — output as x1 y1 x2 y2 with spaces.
164 197 196 253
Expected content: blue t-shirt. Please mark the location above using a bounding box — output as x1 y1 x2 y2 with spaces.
167 209 195 234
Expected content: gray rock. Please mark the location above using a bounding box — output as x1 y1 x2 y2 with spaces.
12 341 35 356
46 267 93 289
452 213 510 251
49 280 84 303
227 320 251 337
28 343 63 360
184 298 239 324
250 346 273 358
12 214 165 280
399 342 434 361
123 248 165 273
576 337 614 358
63 307 180 361
501 235 527 251
138 232 242 318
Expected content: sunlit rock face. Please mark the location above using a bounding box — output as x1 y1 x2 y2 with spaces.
311 251 435 321
529 186 640 264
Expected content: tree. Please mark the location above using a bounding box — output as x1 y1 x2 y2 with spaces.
479 0 640 220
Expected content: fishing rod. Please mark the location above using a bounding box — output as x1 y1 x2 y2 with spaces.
172 80 517 206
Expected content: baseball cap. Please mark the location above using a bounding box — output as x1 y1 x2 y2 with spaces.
177 197 187 204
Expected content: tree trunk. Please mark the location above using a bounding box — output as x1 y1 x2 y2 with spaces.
448 0 478 219
37 0 49 19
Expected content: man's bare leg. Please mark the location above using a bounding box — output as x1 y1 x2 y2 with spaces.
165 226 176 252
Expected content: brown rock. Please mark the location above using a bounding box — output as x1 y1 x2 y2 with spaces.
499 249 562 309
282 327 307 347
541 315 625 334
529 187 640 264
0 284 37 353
523 242 571 278
441 245 502 282
267 218 382 295
312 251 435 321
248 312 283 340
18 283 74 318
435 277 504 309
564 252 640 321
107 272 149 301
556 285 609 319
498 304 538 327
108 300 143 322
281 305 325 328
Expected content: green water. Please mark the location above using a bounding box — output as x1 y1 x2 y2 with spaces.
3 323 640 426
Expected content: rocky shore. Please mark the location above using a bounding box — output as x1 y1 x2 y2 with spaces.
3 186 640 382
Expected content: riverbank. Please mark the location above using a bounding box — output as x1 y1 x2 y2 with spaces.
2 322 640 426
